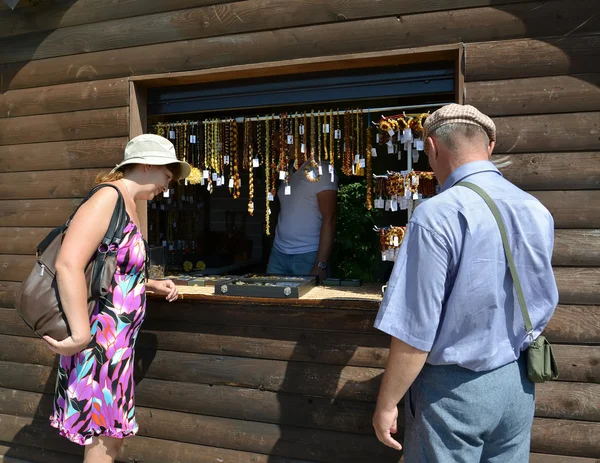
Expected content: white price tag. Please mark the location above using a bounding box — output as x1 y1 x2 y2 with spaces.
160 204 165 211
403 128 413 142
169 130 175 139
287 135 294 145
279 171 286 180
412 175 419 186
163 189 170 198
359 158 366 168
172 221 177 228
216 177 222 187
190 135 196 143
391 199 398 212
387 143 395 154
221 175 225 185
354 154 360 163
335 129 341 139
371 147 378 158
203 170 209 179
228 178 234 188
224 155 230 165
375 133 380 143
400 198 408 210
162 240 167 247
253 158 260 168
267 192 274 201
385 200 391 211
169 244 174 251
301 143 306 154
387 129 395 137
393 236 399 247
330 172 335 183
323 124 330 133
318 165 323 176
299 124 305 135
212 173 218 181
328 164 334 174
285 185 291 195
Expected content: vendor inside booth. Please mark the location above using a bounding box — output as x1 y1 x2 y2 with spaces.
144 61 455 300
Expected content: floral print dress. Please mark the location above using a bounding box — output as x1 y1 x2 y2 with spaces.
50 220 146 445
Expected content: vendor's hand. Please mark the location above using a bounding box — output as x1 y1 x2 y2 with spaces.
310 265 327 282
152 279 179 302
373 404 403 451
43 333 91 357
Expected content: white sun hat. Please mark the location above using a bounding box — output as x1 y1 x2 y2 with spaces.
110 134 191 180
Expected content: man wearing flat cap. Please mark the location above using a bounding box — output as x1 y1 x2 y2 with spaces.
372 104 558 461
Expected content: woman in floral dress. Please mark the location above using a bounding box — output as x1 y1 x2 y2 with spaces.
44 134 190 462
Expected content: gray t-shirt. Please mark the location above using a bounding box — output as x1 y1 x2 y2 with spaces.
273 161 338 255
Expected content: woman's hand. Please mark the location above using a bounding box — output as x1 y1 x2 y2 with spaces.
43 333 91 357
150 279 179 302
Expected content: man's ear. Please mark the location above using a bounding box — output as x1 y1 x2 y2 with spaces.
487 141 495 159
425 137 437 159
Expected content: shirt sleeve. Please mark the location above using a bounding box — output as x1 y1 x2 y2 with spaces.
314 162 338 193
374 221 451 352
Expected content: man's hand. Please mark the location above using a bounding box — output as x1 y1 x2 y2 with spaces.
310 265 327 282
373 404 403 451
151 279 179 302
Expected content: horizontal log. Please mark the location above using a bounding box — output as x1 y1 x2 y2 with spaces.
0 137 127 174
0 414 317 463
0 0 590 65
0 443 81 463
0 199 81 227
0 0 238 39
149 299 380 332
531 192 600 229
555 267 600 305
545 304 600 344
0 78 128 119
466 34 600 81
0 256 35 283
0 169 100 200
0 107 128 146
529 454 600 463
3 1 595 91
531 418 600 458
553 345 600 384
466 74 600 117
536 382 600 422
0 282 19 308
493 153 600 190
494 112 600 154
0 228 53 255
138 325 389 367
553 230 600 267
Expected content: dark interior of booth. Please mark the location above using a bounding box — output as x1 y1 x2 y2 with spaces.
145 60 456 285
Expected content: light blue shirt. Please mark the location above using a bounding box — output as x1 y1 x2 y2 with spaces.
375 161 559 371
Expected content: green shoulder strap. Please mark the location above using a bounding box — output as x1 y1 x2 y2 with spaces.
456 181 534 336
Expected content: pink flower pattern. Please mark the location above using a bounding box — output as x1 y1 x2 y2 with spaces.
50 221 146 446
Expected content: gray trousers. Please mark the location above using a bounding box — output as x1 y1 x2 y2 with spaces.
403 355 534 463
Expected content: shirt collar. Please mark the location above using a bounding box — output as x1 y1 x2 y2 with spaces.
440 160 502 192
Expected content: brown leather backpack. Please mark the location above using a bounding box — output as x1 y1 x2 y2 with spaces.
15 184 127 341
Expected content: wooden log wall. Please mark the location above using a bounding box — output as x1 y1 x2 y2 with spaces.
0 0 598 461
